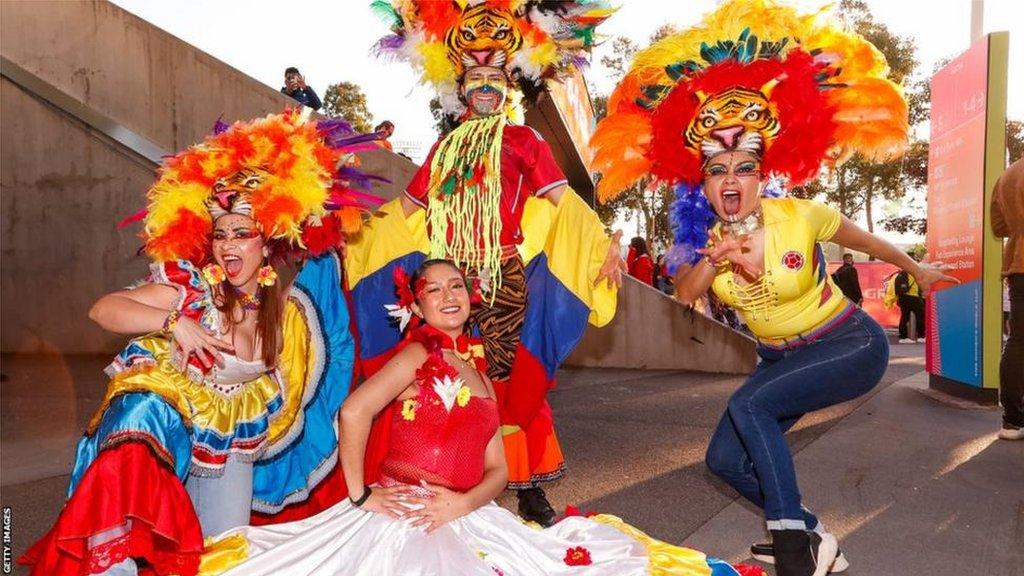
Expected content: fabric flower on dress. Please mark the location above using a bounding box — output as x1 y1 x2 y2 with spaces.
401 398 418 421
563 546 592 566
433 374 467 412
563 505 597 518
456 385 472 408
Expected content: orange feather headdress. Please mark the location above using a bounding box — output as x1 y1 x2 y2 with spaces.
136 110 384 264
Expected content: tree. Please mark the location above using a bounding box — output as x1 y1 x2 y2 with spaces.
799 0 926 239
594 28 678 251
429 97 459 138
1008 119 1024 164
321 81 374 133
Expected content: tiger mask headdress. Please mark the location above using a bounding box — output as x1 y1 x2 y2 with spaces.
687 81 783 160
445 4 523 75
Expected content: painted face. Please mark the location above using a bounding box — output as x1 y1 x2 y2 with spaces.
211 214 265 289
461 66 508 117
411 263 471 333
702 150 764 223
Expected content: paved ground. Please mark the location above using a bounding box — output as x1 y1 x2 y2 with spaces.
2 342 1020 575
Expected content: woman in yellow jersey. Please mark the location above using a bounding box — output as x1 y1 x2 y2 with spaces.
589 2 957 575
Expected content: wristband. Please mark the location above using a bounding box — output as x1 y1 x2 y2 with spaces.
350 486 372 507
162 309 181 335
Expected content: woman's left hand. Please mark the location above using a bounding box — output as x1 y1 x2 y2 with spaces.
594 230 627 289
403 481 473 533
914 265 960 297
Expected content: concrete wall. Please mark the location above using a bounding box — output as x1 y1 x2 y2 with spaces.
0 0 416 353
567 277 757 373
1 77 155 353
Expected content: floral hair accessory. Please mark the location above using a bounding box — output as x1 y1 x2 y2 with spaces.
385 266 420 333
202 263 226 285
257 265 278 287
469 275 484 304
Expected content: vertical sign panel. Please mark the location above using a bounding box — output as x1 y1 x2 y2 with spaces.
926 33 1008 389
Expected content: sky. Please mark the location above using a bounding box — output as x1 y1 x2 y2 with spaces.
110 0 1022 243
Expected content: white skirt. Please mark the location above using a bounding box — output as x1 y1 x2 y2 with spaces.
215 499 655 576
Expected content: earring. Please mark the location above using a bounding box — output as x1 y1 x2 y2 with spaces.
257 264 278 287
202 263 226 285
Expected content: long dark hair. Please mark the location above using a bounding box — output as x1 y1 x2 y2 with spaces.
213 254 297 368
629 236 649 257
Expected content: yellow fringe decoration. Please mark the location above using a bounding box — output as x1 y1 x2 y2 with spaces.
426 114 506 293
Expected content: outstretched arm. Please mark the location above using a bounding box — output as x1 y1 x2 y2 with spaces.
831 217 958 296
339 343 426 517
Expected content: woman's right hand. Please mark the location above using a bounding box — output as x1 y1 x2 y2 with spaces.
171 316 234 371
358 485 413 519
699 232 762 278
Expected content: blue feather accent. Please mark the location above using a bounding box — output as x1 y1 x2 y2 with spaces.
762 176 785 198
666 183 717 274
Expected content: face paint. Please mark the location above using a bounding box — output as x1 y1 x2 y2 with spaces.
463 77 508 116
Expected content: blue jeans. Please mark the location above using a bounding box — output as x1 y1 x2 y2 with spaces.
705 308 889 530
185 457 253 537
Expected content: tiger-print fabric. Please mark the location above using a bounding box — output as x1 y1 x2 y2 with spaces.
465 255 527 382
445 4 523 72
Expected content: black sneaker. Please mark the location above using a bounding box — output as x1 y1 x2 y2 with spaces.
517 487 557 527
769 529 839 576
751 538 849 573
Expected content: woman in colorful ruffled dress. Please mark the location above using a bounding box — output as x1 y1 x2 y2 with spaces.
20 111 377 576
201 259 747 576
591 2 957 575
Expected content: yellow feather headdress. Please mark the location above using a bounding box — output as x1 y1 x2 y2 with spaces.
591 0 908 202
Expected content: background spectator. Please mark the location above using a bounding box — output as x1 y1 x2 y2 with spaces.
991 158 1023 440
626 236 654 286
894 253 925 343
831 252 864 305
281 67 322 111
375 120 395 151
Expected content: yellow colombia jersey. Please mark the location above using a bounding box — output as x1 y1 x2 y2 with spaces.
711 198 850 342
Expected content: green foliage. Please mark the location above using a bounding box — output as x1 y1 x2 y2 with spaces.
1008 119 1024 164
322 81 374 133
428 97 459 138
801 0 926 235
594 26 681 251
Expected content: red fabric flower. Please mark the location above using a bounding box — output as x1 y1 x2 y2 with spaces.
563 505 597 518
469 276 483 304
393 267 416 308
563 546 592 566
735 564 767 576
301 213 343 256
415 351 459 384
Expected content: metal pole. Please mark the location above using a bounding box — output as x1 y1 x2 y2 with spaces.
970 0 984 42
